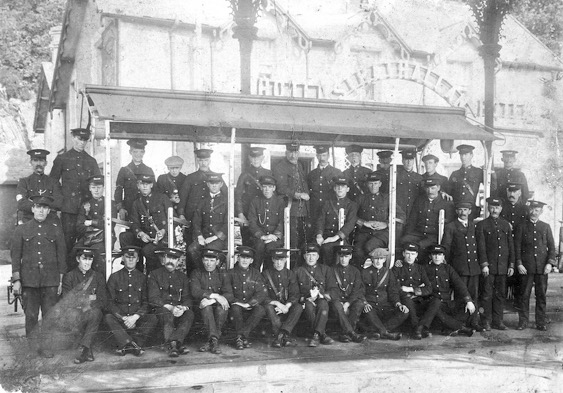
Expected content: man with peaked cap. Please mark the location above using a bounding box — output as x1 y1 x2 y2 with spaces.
148 248 193 357
354 171 406 266
227 246 267 350
396 149 423 219
421 154 451 197
73 175 116 275
16 149 62 224
187 172 229 273
61 247 107 363
308 145 343 224
272 141 310 262
514 200 556 331
401 178 455 263
448 144 484 218
235 146 272 244
343 144 371 201
119 173 171 274
441 201 482 331
50 128 100 264
247 175 285 271
328 245 367 343
392 243 433 339
10 195 67 357
156 155 187 216
105 246 158 356
315 176 358 266
294 243 336 347
115 138 155 220
476 197 515 330
190 247 233 354
374 150 394 194
492 150 529 202
263 248 303 348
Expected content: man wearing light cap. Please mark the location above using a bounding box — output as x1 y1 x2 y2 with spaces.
247 175 285 270
11 195 67 357
315 176 358 266
492 150 529 202
396 149 423 219
235 146 272 244
308 145 342 223
16 149 62 224
115 138 154 220
514 200 555 331
448 144 483 218
50 128 100 263
343 144 371 201
156 155 186 215
263 248 303 348
476 197 514 330
148 248 193 357
374 150 393 194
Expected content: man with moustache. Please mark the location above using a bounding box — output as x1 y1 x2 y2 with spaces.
308 145 342 223
343 145 371 201
16 149 62 224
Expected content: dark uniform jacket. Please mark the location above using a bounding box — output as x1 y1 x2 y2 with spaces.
405 195 455 236
307 164 342 220
515 219 556 274
228 265 267 306
50 148 100 214
356 192 406 234
262 267 300 304
315 196 358 239
374 166 391 194
344 165 371 201
272 158 309 218
16 173 63 221
178 170 227 219
107 268 149 317
360 266 400 307
449 165 483 206
193 191 228 241
114 162 155 213
476 216 515 275
396 166 423 218
76 196 116 240
148 267 192 308
392 262 432 297
500 202 527 230
248 194 285 240
425 263 472 303
492 168 529 202
441 219 480 276
328 264 364 303
156 172 187 199
62 268 108 310
294 263 334 300
130 192 171 238
190 268 234 302
11 218 66 286
235 166 272 217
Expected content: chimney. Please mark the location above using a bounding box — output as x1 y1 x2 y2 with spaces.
49 26 62 64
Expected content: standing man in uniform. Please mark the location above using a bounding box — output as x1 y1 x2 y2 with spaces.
421 154 450 196
448 145 483 218
515 200 556 331
492 150 529 202
115 138 154 220
156 156 186 216
16 149 62 224
308 145 342 224
235 147 272 245
10 195 66 357
396 150 423 219
374 150 393 194
343 145 371 202
50 128 100 262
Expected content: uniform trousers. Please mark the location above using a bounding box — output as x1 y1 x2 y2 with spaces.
22 286 59 338
154 307 194 343
331 299 365 334
264 303 303 335
76 308 103 348
303 298 329 335
120 231 164 274
61 212 78 261
251 238 283 271
289 216 309 268
432 300 474 330
480 274 507 325
353 231 388 266
519 273 548 326
458 275 480 327
199 303 229 339
401 295 431 328
104 313 158 347
359 304 409 334
229 304 266 338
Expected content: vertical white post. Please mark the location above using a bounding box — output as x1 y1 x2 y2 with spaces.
104 120 113 281
284 200 292 269
228 128 236 269
481 141 492 219
168 207 174 247
388 138 400 268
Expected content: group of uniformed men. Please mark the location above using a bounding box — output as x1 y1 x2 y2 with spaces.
10 127 556 364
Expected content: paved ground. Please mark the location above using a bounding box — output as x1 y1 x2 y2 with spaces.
0 263 561 392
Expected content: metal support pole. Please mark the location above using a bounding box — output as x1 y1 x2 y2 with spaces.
167 207 174 247
104 120 113 281
388 137 400 267
228 128 236 269
284 200 292 270
481 140 492 219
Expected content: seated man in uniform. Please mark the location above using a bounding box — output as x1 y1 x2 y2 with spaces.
263 248 303 348
190 248 233 354
105 246 158 356
315 176 358 266
148 247 193 357
247 175 284 271
228 246 267 350
294 243 335 347
156 156 186 216
357 248 406 340
327 245 367 343
61 247 107 364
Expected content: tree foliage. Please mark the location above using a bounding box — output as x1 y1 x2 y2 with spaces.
511 0 563 56
0 0 65 99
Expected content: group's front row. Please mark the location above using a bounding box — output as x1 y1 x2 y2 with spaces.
49 241 484 364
